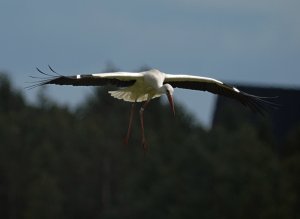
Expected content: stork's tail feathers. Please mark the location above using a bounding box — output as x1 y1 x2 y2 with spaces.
109 90 149 102
109 90 162 102
108 90 136 102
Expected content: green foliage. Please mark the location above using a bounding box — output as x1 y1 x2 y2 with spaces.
0 73 299 218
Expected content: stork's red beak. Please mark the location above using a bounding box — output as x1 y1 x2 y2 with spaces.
167 93 175 116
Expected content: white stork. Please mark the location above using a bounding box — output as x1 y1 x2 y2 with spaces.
29 66 275 150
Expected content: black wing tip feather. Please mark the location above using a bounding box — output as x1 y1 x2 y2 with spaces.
220 82 279 116
240 91 279 116
25 66 63 90
35 65 60 76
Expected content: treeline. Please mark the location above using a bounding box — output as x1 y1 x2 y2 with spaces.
0 73 299 218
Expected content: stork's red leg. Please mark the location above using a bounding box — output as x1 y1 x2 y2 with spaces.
139 100 150 151
124 102 135 145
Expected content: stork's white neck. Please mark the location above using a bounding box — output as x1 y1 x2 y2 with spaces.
158 83 174 95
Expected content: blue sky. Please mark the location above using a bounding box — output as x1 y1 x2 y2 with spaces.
1 0 299 127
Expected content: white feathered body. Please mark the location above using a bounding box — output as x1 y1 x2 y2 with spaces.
108 69 165 102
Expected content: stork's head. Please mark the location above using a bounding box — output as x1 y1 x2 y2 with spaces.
163 84 175 116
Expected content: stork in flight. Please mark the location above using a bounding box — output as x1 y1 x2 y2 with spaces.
29 66 275 150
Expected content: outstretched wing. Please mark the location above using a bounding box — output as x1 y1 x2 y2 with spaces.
164 74 277 115
27 66 142 89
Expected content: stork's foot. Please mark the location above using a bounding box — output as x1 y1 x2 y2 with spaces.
123 136 129 145
141 138 148 152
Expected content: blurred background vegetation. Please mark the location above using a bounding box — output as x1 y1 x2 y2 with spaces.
0 72 299 219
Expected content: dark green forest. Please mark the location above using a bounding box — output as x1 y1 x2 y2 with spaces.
0 73 299 218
